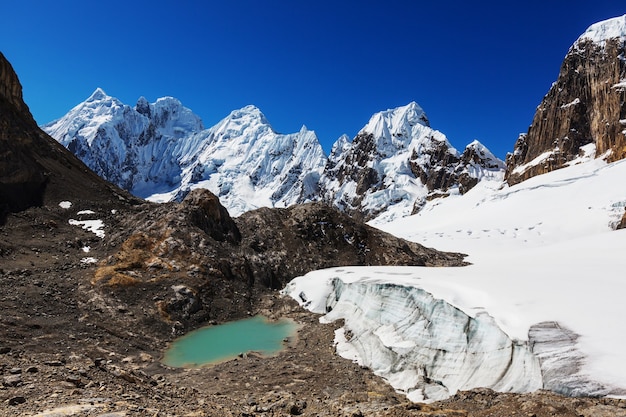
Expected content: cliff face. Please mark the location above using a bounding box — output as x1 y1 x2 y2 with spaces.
0 52 31 118
0 52 136 222
505 19 626 185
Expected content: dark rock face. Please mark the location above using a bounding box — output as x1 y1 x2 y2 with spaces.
0 52 136 223
505 38 626 185
98 191 467 333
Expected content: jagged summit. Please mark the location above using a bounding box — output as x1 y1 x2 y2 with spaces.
321 102 503 223
361 101 430 137
574 14 626 46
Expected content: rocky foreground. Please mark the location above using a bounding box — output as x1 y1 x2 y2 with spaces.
2 200 626 417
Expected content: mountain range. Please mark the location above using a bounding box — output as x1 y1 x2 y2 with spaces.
43 14 626 225
42 92 503 221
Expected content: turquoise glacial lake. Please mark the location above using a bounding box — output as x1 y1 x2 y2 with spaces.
162 315 299 368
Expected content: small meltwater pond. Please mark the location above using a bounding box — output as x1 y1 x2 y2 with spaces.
162 315 299 368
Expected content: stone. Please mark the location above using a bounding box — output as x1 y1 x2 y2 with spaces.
7 396 26 406
3 374 22 387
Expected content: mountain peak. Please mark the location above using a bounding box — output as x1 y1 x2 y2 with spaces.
87 87 109 102
575 14 626 46
226 105 271 126
361 102 430 139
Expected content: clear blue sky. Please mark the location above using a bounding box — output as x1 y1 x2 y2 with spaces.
1 1 624 158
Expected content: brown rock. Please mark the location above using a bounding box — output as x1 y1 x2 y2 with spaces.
506 37 626 185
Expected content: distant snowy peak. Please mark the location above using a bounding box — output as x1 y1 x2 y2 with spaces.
42 89 206 195
44 90 329 216
360 102 431 154
86 87 109 102
321 102 503 223
135 95 204 134
575 14 626 46
361 101 430 135
168 105 327 216
46 93 502 222
462 140 505 170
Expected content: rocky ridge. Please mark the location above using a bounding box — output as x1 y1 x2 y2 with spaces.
505 14 626 185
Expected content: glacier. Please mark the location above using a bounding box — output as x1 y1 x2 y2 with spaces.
283 158 626 402
283 271 542 402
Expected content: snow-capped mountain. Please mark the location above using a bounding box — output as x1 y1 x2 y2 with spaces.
44 95 503 220
159 106 327 216
321 102 504 223
505 14 626 185
43 88 206 197
43 91 327 216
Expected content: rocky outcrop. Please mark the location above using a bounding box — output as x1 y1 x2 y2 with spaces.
0 52 30 117
506 16 626 185
98 189 467 332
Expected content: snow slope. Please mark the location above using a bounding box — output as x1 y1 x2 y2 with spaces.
283 158 626 401
574 13 626 46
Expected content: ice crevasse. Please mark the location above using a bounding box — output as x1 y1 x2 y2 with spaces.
282 270 544 402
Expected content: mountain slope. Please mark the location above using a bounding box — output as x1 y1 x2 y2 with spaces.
505 14 626 185
321 102 504 223
159 106 327 216
42 88 206 197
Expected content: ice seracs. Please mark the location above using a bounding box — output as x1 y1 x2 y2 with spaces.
283 270 542 402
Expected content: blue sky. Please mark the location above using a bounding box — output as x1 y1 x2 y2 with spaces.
1 1 624 158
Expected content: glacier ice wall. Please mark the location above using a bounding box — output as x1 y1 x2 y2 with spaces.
285 276 543 402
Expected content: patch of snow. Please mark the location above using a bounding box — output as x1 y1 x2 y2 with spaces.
565 143 596 166
80 257 98 264
560 98 580 109
76 210 95 215
81 246 90 253
612 80 626 90
575 14 626 46
59 201 72 209
511 149 554 175
69 219 105 238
